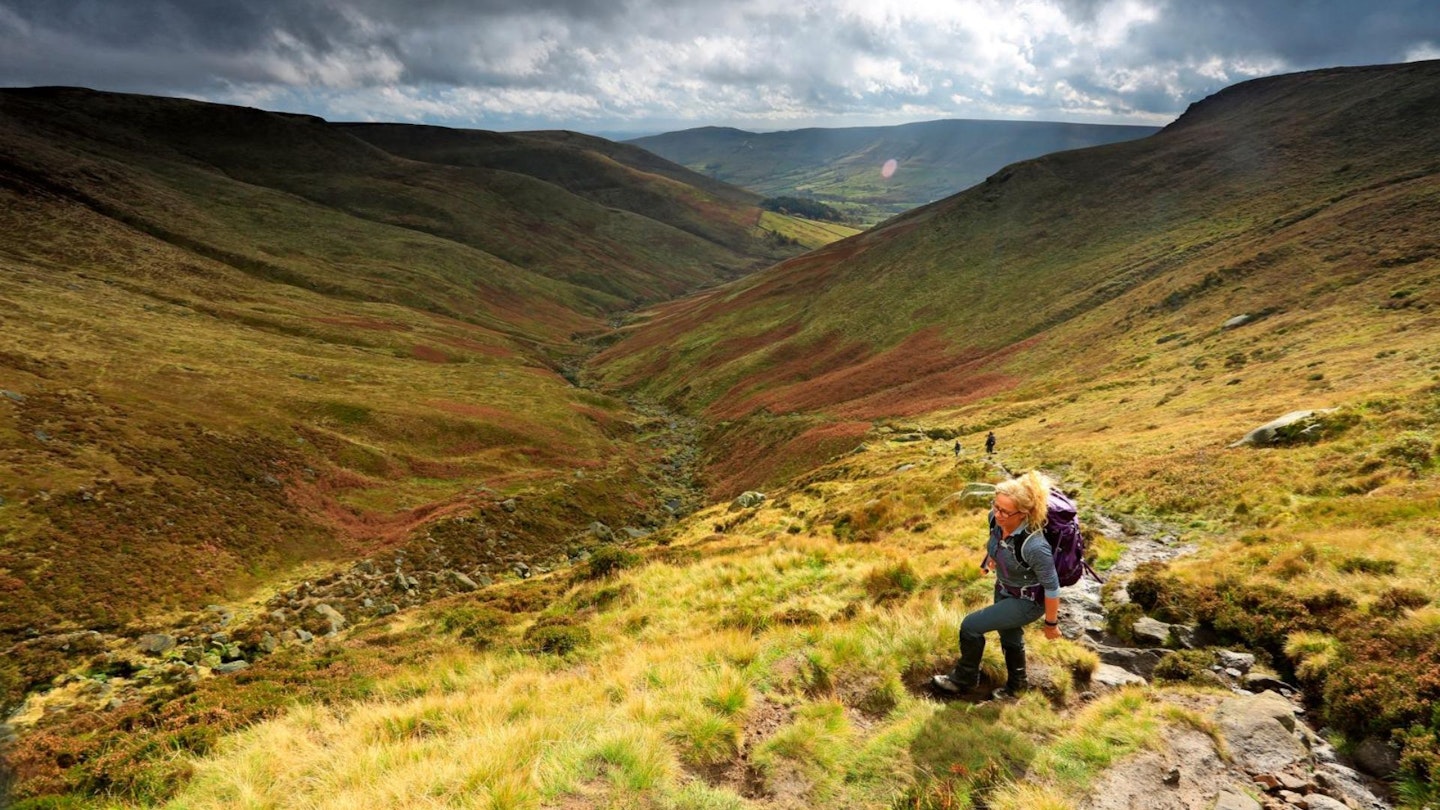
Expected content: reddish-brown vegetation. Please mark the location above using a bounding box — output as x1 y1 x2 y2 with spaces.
706 328 1025 421
410 344 450 363
437 335 515 358
312 316 411 332
704 420 870 498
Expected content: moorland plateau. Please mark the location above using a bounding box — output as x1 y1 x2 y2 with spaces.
1 61 1439 810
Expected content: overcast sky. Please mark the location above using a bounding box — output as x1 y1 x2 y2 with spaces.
2 1 1438 135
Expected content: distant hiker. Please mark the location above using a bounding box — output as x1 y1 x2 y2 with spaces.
932 470 1063 700
985 432 996 454
953 440 961 457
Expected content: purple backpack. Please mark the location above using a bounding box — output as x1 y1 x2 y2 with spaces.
1031 489 1102 586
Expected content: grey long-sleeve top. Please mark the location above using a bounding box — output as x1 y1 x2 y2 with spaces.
986 515 1061 599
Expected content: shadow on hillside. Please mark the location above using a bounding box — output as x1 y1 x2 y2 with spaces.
904 700 1036 804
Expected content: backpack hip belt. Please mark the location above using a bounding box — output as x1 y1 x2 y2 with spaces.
997 582 1044 603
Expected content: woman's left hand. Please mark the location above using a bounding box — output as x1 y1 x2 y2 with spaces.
1042 623 1061 640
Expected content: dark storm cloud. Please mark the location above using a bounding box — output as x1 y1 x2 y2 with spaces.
1 1 1438 130
1134 0 1440 66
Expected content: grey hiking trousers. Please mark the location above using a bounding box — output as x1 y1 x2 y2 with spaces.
960 589 1045 654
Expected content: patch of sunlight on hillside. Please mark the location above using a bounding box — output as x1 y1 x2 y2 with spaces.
757 210 860 249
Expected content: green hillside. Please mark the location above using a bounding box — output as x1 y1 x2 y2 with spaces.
629 119 1159 224
597 60 1440 485
0 87 795 703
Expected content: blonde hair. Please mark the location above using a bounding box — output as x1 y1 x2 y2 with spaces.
994 470 1052 529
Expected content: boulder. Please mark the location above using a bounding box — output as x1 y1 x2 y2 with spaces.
1229 409 1338 448
1091 663 1147 689
136 633 176 656
1095 645 1167 678
589 521 615 542
258 632 279 654
1222 314 1253 330
894 463 916 473
446 571 479 592
1350 736 1400 778
377 604 399 616
313 603 346 635
1277 773 1309 792
1214 691 1307 773
1131 617 1173 647
215 660 250 675
501 498 518 513
1217 650 1256 673
1299 795 1348 810
513 562 531 579
1213 790 1261 810
1243 673 1298 694
622 527 651 539
953 482 997 507
731 491 766 509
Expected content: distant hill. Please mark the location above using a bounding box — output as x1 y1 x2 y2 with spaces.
628 119 1160 224
597 60 1440 494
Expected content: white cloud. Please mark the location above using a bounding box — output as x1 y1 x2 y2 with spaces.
1405 42 1440 62
2 0 1438 131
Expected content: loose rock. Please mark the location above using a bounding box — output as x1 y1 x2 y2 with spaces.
136 633 176 656
1091 663 1147 689
731 491 766 509
1229 409 1338 448
1218 650 1256 673
313 604 347 635
1214 691 1307 774
1131 616 1174 647
1299 795 1348 810
1350 736 1400 778
1214 790 1261 810
446 571 479 592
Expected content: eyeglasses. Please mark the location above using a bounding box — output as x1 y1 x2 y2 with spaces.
993 503 1024 519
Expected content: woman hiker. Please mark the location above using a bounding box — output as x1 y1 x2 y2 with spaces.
932 469 1061 699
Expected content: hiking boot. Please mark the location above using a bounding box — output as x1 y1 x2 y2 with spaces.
993 646 1028 700
930 673 968 694
931 673 987 699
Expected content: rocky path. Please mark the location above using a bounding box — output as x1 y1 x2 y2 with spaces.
1067 508 1392 810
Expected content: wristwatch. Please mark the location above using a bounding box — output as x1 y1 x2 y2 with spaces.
1044 619 1059 626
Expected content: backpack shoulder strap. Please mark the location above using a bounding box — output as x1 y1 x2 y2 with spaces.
1016 526 1045 569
